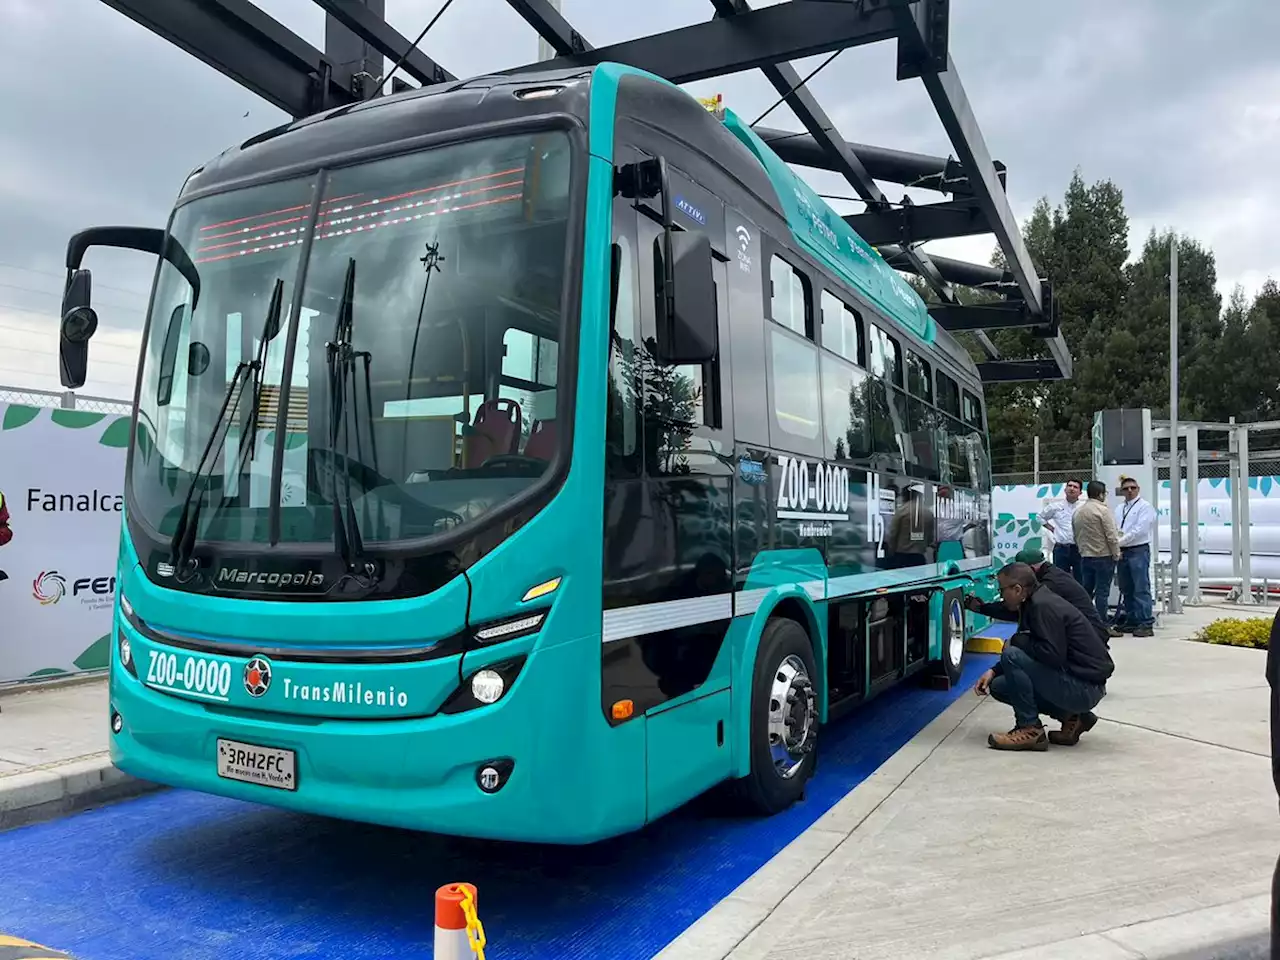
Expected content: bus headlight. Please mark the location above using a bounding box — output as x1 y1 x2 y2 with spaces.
440 657 526 714
471 670 505 704
119 633 132 668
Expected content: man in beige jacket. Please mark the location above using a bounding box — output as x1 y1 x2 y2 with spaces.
1072 480 1121 625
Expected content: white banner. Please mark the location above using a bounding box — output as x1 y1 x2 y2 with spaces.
993 478 1280 584
0 402 129 683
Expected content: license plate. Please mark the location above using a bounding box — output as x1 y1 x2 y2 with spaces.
216 738 297 791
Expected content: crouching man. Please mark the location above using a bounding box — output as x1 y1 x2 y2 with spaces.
973 562 1116 751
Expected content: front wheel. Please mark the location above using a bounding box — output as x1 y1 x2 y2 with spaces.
735 617 819 815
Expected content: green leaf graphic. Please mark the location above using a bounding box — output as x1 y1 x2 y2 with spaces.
1 405 40 430
51 409 106 429
74 634 112 671
27 667 68 678
99 417 132 448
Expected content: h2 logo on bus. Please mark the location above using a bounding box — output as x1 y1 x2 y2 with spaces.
775 455 850 520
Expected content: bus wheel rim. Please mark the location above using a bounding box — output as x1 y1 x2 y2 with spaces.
948 600 965 667
767 653 816 779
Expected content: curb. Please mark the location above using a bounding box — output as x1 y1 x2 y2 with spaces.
966 634 1006 654
0 753 164 832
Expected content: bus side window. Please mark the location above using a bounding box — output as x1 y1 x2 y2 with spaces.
905 349 938 480
766 254 821 451
770 255 811 338
820 290 863 366
867 325 910 472
821 353 870 461
961 388 990 490
937 372 969 485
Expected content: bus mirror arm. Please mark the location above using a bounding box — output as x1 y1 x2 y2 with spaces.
59 226 202 389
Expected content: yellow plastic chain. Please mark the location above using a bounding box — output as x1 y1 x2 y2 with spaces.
458 886 487 960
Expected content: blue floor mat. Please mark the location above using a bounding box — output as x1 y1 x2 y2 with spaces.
974 621 1017 640
0 654 993 960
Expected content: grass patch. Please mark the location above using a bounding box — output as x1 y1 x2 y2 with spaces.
1193 616 1275 649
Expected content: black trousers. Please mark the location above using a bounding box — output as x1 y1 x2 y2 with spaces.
1272 851 1280 957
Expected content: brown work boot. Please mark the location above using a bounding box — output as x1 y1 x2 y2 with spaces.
988 723 1048 751
1048 711 1098 746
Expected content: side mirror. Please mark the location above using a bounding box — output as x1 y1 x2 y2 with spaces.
56 224 203 390
59 269 98 389
657 230 717 365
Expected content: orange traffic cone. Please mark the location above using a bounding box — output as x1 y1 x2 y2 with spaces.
434 883 485 960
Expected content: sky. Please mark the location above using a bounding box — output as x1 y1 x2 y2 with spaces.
0 0 1276 401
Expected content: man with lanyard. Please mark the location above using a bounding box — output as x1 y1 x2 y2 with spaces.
1037 479 1084 581
967 546 1111 647
1114 475 1156 637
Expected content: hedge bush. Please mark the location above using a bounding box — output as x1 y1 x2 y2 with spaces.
1195 616 1274 649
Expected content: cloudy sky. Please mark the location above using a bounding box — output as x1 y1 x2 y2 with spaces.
1 0 1276 400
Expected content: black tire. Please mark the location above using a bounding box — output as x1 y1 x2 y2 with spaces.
735 616 819 816
929 592 967 687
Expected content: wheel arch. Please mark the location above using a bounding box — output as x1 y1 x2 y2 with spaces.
729 585 827 779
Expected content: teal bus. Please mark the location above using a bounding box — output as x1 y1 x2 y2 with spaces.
58 62 995 844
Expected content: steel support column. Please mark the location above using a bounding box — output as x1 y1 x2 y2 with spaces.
1238 423 1254 603
1185 426 1202 605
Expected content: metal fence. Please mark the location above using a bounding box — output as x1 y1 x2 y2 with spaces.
0 384 133 416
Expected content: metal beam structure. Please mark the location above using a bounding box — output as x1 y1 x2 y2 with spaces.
501 1 900 86
102 0 360 117
754 126 999 195
93 0 1075 383
313 0 454 86
843 196 989 247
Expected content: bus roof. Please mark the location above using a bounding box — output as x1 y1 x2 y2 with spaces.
719 108 936 346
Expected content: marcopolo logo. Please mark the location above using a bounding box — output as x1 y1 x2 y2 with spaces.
32 570 67 605
217 566 325 590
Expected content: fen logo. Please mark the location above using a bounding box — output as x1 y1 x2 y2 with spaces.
32 570 67 605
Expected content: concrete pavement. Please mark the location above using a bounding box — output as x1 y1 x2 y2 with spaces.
0 675 158 829
657 601 1280 960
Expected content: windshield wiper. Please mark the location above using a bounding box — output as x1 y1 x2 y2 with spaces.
230 278 285 480
168 361 251 578
325 258 379 587
168 280 286 577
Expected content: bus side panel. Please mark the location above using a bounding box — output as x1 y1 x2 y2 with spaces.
646 687 732 820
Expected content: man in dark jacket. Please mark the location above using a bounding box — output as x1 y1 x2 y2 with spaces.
967 547 1111 646
1266 605 1280 954
974 563 1116 751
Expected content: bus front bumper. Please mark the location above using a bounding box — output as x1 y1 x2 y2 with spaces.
107 640 635 844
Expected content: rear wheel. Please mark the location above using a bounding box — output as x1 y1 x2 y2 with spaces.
930 593 967 687
736 617 819 815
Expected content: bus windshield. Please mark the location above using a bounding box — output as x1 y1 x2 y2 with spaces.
131 130 574 547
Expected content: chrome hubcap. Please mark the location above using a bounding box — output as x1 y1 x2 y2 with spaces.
948 600 965 667
767 654 817 779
